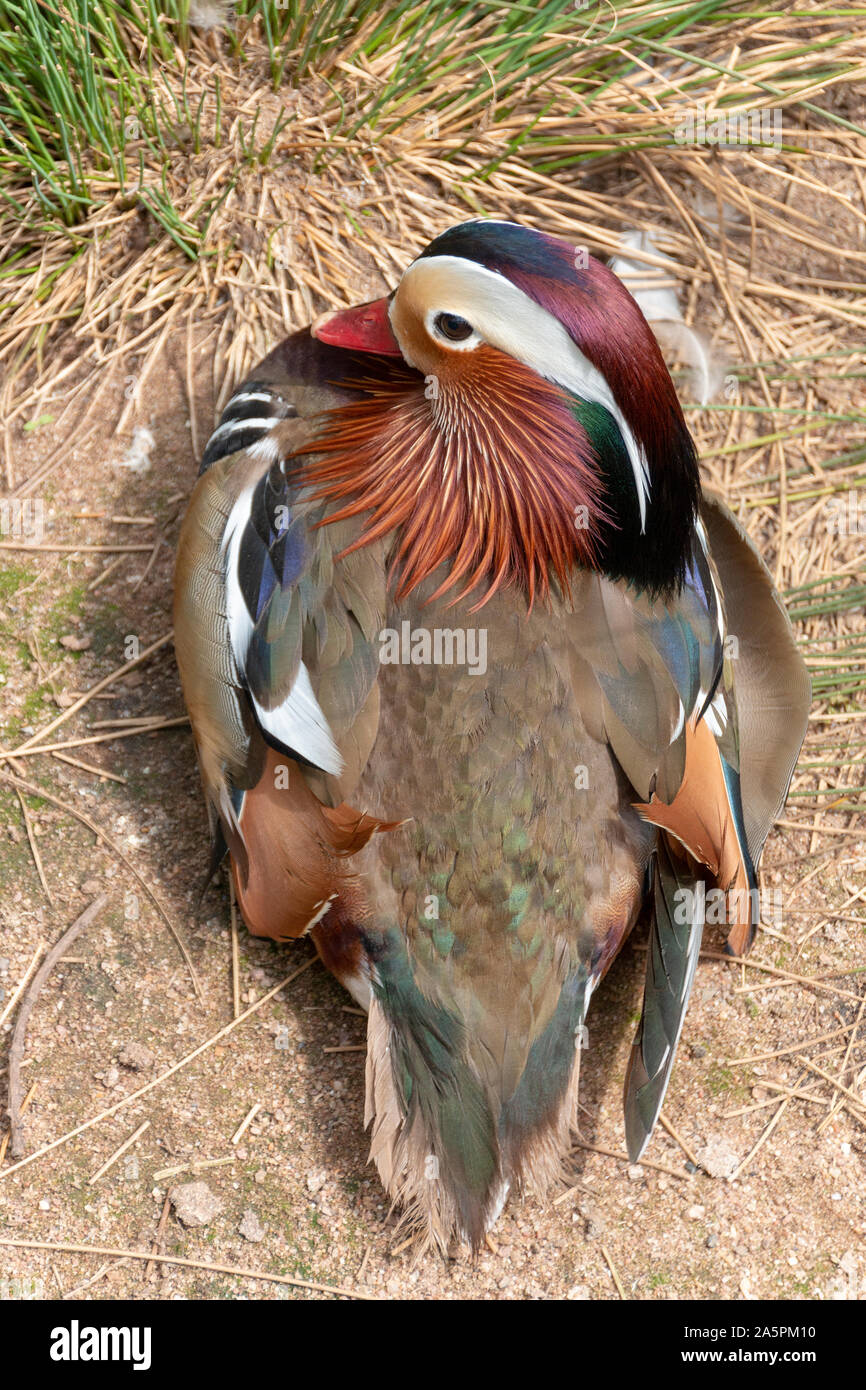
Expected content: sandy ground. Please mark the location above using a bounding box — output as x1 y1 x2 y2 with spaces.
0 294 865 1303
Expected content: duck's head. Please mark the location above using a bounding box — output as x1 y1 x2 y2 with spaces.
310 219 700 607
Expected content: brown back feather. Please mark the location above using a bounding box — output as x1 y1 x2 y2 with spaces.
233 746 399 941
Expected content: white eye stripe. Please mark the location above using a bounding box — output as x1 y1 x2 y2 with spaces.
400 255 651 529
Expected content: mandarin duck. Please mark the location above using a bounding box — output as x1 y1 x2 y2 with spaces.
174 220 810 1250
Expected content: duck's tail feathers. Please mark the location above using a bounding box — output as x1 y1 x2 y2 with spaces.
363 932 590 1253
623 836 703 1161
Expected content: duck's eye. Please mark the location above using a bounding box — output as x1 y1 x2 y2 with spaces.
434 312 473 342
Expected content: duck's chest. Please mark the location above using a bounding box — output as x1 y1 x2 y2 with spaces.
353 574 653 962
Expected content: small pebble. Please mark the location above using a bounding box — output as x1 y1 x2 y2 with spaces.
239 1209 265 1243
695 1135 739 1180
169 1181 223 1228
118 1042 154 1071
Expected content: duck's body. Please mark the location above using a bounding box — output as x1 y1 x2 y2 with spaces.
174 222 809 1249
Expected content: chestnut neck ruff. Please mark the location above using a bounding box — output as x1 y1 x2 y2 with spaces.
293 349 612 612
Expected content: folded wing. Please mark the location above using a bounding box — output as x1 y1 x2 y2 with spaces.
572 506 808 1157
